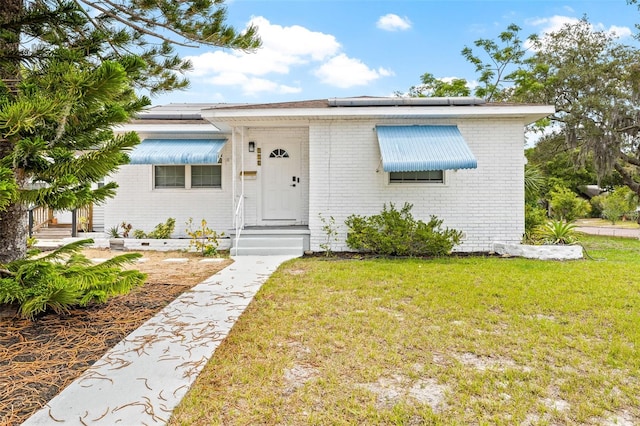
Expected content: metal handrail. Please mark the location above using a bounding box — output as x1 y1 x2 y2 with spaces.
234 195 245 252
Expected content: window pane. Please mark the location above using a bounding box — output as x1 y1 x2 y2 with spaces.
191 165 221 188
155 166 185 188
389 170 443 183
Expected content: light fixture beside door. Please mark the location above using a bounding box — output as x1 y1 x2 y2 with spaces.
248 141 255 152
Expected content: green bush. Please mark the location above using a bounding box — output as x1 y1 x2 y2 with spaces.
525 204 548 234
132 229 146 239
137 218 176 239
345 203 463 256
597 186 637 224
548 185 591 221
0 239 146 320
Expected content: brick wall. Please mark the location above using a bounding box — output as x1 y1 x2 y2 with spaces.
308 117 525 252
107 117 525 252
104 142 233 237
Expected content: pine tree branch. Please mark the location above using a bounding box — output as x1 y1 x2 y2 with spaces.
0 268 16 277
74 0 198 48
71 1 128 59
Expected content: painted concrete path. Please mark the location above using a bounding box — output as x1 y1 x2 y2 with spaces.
24 255 296 425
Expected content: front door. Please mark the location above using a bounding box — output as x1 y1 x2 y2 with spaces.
262 142 301 221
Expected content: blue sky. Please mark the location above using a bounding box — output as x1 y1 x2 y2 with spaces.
151 0 639 105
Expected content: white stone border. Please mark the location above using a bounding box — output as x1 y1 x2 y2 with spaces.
492 242 583 260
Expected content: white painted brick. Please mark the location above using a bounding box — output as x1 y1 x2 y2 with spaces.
107 116 527 253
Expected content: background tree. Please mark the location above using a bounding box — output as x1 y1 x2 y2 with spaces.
461 23 531 102
515 19 640 196
0 0 261 263
403 72 470 97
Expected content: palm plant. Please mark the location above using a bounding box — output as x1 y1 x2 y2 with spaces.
0 239 145 319
536 220 578 245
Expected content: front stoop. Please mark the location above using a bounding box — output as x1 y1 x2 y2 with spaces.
230 227 310 256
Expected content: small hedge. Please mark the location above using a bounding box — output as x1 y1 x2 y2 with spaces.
345 203 463 256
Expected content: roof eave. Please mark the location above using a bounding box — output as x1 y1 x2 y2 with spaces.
201 105 555 128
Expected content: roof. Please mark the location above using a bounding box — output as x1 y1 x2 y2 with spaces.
376 125 477 172
200 97 555 132
203 96 547 111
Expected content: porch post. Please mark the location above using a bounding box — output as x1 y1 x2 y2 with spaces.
240 127 245 209
231 127 236 228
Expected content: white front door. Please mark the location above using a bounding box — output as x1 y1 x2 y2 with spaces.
262 142 301 221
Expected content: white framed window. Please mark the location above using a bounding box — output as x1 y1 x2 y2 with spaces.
191 165 221 188
155 165 185 188
389 170 444 184
154 165 221 189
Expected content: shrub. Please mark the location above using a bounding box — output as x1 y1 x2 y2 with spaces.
598 186 637 224
345 203 463 256
548 185 591 221
525 204 548 234
0 239 145 320
318 213 339 257
132 229 146 239
185 218 224 256
144 218 176 239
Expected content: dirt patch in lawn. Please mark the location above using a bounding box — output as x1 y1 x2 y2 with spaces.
0 249 232 426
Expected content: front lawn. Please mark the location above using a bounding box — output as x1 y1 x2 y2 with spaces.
170 235 640 425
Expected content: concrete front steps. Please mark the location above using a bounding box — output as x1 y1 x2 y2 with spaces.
230 226 310 256
33 224 73 239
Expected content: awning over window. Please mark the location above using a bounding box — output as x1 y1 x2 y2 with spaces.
128 139 227 164
376 125 477 172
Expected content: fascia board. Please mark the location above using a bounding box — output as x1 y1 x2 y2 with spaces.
201 105 555 126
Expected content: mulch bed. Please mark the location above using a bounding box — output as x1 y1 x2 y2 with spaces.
0 252 231 426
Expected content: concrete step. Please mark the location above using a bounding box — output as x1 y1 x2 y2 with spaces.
231 235 304 256
231 246 303 256
34 229 73 239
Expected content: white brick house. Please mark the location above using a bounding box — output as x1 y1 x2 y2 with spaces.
105 97 553 254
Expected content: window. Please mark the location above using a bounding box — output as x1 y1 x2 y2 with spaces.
191 165 221 188
389 170 444 184
154 165 221 189
155 166 185 188
269 148 289 158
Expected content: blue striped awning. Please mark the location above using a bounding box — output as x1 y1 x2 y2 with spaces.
128 139 227 164
376 125 477 172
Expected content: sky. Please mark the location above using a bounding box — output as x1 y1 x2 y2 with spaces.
151 0 640 106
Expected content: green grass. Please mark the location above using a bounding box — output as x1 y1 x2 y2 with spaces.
170 235 640 425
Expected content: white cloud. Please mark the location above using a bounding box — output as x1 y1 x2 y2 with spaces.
314 54 394 88
206 72 301 95
376 13 412 31
185 16 393 95
528 15 632 39
609 25 633 38
527 15 581 34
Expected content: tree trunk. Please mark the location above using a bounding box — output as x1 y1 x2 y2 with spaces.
0 203 27 263
0 0 27 263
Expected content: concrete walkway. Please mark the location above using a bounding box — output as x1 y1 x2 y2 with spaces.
23 255 297 425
